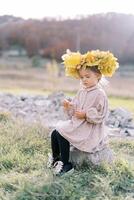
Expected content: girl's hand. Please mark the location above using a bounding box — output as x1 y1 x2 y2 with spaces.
74 110 86 119
62 99 73 110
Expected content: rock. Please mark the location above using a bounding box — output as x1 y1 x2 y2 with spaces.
107 127 121 137
106 107 134 137
16 110 27 117
70 146 115 166
34 100 46 106
106 107 134 129
120 128 134 137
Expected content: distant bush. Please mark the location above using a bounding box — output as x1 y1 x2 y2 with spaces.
32 55 42 68
0 111 11 122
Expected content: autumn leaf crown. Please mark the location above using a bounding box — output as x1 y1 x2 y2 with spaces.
62 49 119 78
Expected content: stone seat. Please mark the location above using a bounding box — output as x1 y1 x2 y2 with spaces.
69 146 115 166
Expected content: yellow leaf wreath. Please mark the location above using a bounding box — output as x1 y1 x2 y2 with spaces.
62 49 119 78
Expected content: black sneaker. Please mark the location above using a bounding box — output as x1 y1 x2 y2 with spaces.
53 161 74 176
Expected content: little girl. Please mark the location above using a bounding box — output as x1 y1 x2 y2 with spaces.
47 49 119 176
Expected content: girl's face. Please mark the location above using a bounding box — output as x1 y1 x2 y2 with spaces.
79 68 101 88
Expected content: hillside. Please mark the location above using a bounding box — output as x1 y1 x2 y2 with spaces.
0 13 134 63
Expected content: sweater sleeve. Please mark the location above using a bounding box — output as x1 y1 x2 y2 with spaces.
86 94 108 124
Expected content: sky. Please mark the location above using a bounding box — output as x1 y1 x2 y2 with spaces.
0 0 134 19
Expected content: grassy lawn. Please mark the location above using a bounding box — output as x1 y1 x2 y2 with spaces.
0 88 134 199
0 116 133 200
108 96 134 115
0 87 52 96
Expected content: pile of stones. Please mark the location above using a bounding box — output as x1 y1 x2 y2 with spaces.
0 92 134 136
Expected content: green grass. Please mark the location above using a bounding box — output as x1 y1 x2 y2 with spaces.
0 117 134 200
0 87 51 96
108 96 134 115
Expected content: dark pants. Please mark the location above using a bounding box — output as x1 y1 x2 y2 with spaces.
51 129 70 165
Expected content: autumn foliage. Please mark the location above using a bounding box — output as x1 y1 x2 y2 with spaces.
0 13 134 64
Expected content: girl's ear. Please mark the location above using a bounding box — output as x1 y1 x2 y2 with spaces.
97 74 102 81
